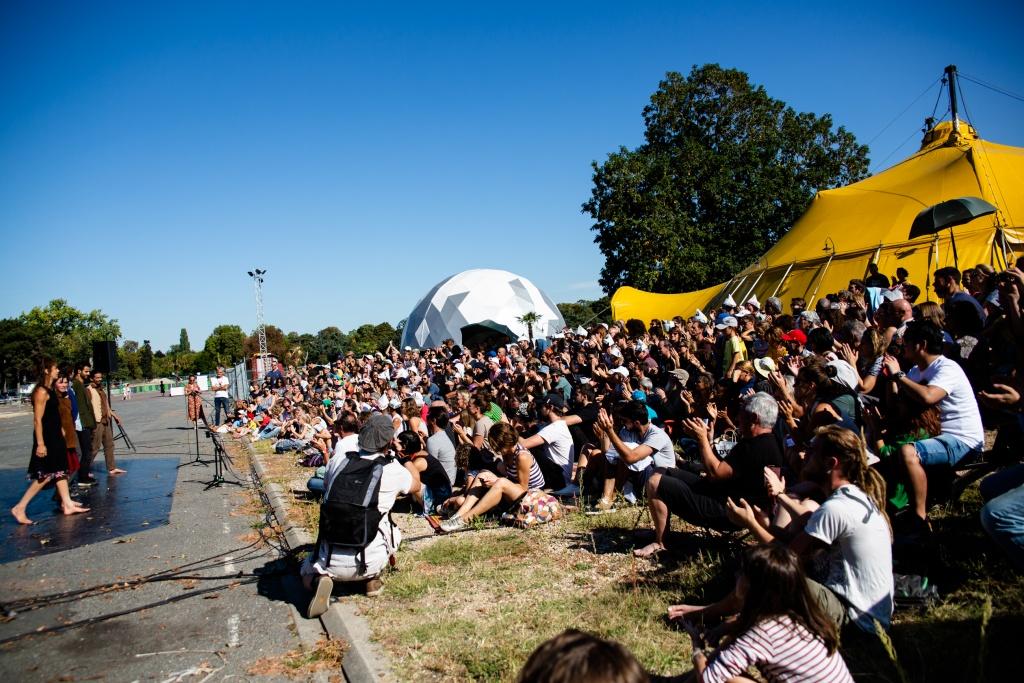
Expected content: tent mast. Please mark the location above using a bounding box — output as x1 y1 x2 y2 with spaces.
945 64 960 134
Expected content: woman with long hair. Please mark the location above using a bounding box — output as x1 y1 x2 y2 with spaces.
675 544 853 682
10 358 90 524
439 421 544 532
185 374 211 430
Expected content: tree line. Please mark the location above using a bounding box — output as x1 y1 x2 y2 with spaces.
0 296 608 386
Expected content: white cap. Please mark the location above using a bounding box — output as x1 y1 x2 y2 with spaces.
693 309 709 324
609 367 629 377
746 295 760 309
723 294 737 308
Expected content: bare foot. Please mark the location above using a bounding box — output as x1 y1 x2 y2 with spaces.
62 504 90 515
11 506 34 525
108 468 127 475
633 542 665 558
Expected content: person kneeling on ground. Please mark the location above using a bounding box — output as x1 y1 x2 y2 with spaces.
671 426 894 635
302 413 421 616
634 392 784 558
656 544 853 683
441 422 546 532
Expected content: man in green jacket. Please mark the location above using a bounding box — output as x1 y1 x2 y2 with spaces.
73 362 98 486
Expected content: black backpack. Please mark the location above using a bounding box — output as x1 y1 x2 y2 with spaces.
318 452 387 571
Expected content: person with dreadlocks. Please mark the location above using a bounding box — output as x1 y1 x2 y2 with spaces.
669 426 894 634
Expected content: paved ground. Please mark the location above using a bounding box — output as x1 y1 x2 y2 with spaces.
0 395 320 682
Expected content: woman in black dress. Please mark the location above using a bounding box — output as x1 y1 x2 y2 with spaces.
10 358 89 525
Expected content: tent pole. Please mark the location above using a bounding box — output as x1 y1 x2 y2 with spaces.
770 262 795 298
807 254 834 305
739 271 766 307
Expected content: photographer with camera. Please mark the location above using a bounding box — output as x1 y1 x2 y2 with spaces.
302 413 421 616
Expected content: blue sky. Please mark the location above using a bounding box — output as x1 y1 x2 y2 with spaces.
2 1 1022 351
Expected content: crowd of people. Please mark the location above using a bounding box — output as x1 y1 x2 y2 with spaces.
11 360 127 525
214 260 1022 680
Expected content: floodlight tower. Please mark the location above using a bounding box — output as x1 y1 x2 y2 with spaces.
247 269 269 380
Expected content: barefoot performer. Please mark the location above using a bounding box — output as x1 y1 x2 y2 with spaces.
11 357 90 525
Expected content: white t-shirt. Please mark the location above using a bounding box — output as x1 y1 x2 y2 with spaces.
537 420 575 482
330 433 359 459
804 484 894 632
605 440 647 472
311 452 413 579
427 430 457 486
907 355 984 449
211 376 229 398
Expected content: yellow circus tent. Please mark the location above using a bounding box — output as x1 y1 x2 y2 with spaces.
611 120 1024 322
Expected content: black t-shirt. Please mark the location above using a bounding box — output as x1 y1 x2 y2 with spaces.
567 403 599 450
411 454 452 490
697 433 783 508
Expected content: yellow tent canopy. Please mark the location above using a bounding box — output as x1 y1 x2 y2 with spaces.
611 121 1024 322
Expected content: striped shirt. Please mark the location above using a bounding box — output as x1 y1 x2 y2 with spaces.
703 615 853 683
505 445 546 490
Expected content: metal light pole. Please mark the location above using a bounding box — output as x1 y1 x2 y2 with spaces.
247 269 269 380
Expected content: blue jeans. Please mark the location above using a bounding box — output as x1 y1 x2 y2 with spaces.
980 464 1024 571
275 438 308 453
214 396 230 425
912 433 977 467
256 426 281 441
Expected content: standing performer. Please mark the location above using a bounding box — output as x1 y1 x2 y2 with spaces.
88 370 127 476
10 358 90 525
185 374 211 430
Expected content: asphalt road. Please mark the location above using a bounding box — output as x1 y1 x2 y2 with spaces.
0 394 315 682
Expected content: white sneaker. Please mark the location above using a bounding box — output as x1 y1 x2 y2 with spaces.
440 515 467 533
308 575 333 618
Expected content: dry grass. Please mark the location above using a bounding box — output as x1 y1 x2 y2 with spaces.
247 636 347 679
249 440 1024 682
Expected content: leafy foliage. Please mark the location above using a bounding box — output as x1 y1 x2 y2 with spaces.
202 324 246 367
557 297 611 330
583 64 870 294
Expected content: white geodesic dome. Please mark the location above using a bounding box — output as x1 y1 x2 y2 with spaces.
400 269 566 349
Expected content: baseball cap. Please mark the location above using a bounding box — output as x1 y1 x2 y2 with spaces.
631 389 647 402
781 329 807 345
714 316 738 330
542 392 565 410
608 366 629 378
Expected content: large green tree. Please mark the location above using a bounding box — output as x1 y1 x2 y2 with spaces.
202 325 246 367
312 326 346 363
583 64 870 294
21 299 121 363
243 324 288 360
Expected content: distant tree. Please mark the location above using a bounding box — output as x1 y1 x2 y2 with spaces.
313 326 347 363
140 340 154 379
243 324 288 360
178 328 191 353
0 317 34 389
203 325 246 366
583 64 869 295
345 323 395 356
516 312 541 345
117 340 141 380
20 299 121 363
557 296 611 330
